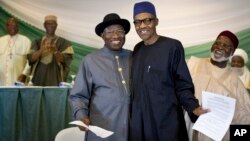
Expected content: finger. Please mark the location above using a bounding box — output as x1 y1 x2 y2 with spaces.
78 126 88 131
83 118 90 125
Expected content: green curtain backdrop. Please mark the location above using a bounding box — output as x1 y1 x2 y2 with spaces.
0 7 97 82
1 7 250 77
0 87 73 141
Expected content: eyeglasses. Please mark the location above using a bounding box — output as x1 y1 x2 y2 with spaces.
133 18 155 26
103 30 125 36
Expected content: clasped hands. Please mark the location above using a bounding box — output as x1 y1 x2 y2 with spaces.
40 45 64 63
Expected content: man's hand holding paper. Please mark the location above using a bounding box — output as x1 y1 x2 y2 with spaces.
192 91 236 141
69 120 114 138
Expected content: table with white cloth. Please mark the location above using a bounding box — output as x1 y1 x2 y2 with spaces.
0 87 73 141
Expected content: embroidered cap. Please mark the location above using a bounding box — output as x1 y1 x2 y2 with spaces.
217 30 239 48
133 1 156 17
44 15 57 22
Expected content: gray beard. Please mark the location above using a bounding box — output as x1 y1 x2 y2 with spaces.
210 52 231 62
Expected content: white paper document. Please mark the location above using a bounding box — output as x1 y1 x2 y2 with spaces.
192 91 236 141
69 120 114 138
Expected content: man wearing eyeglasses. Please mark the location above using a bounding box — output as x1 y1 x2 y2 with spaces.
69 13 131 141
129 1 208 141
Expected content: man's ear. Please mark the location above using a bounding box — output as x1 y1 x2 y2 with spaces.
155 18 159 26
100 33 104 38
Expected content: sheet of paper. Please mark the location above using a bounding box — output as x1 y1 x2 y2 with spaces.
192 91 236 141
69 120 114 138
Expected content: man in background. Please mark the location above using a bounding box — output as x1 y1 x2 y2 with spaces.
230 48 250 88
185 30 250 141
28 15 74 86
0 17 31 86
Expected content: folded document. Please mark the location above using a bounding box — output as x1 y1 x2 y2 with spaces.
69 120 114 138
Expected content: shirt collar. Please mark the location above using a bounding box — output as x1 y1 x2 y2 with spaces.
101 46 127 57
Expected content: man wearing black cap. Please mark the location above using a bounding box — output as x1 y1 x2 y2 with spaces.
129 1 208 141
185 30 250 141
69 13 131 141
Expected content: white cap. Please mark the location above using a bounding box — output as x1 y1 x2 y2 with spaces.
232 48 248 64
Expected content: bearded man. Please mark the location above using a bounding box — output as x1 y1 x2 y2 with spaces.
185 30 250 141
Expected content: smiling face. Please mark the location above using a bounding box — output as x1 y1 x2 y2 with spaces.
133 13 159 45
210 35 235 63
101 24 126 51
231 55 245 76
231 55 245 68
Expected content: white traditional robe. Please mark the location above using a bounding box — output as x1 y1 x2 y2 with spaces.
238 66 250 89
0 34 31 86
185 56 250 141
